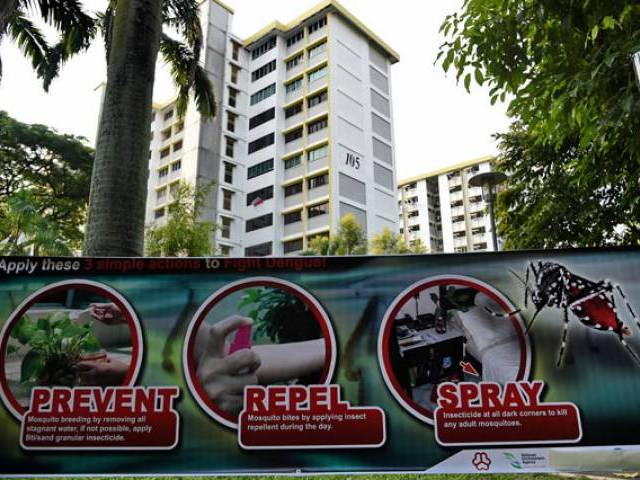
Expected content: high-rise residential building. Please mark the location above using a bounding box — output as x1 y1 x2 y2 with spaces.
147 0 400 257
397 156 496 254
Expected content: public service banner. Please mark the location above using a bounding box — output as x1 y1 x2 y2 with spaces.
0 248 639 475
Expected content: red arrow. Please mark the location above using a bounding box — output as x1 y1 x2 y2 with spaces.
460 361 480 377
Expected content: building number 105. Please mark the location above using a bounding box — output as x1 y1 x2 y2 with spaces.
346 153 361 170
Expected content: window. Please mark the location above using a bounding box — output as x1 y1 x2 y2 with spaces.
171 160 181 172
284 182 303 197
308 90 327 108
251 59 276 82
408 211 419 218
308 145 328 163
284 154 302 170
284 238 303 254
175 121 184 133
455 247 468 253
221 217 232 239
284 210 302 225
160 147 170 159
246 185 274 206
219 245 231 257
157 189 166 201
409 225 420 232
230 64 240 83
285 78 303 94
307 117 327 134
308 16 326 34
308 201 329 218
285 102 303 119
158 166 168 178
286 30 304 48
228 87 238 108
163 109 174 121
308 174 328 190
245 242 272 257
224 162 234 184
232 41 241 61
308 66 327 84
473 243 488 251
252 37 276 60
308 41 326 58
246 213 273 232
173 140 183 152
225 136 236 158
161 127 172 141
249 108 275 130
222 189 233 211
250 83 276 105
284 127 303 144
247 158 274 179
155 209 165 219
286 54 303 71
248 133 274 154
227 112 237 132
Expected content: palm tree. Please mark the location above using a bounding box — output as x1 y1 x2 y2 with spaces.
84 0 216 256
2 0 216 257
0 0 95 89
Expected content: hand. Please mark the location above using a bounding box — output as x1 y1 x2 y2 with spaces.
89 303 126 325
76 358 129 386
196 315 260 416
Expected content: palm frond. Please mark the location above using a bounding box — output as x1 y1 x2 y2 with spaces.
8 14 50 84
97 0 117 63
160 33 215 119
26 0 94 34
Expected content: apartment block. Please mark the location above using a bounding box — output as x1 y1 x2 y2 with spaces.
398 156 496 254
146 0 400 257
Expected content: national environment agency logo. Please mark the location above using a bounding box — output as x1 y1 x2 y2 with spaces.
504 452 523 469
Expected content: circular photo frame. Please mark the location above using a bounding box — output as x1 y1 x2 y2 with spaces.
0 280 143 420
378 275 531 425
183 277 337 429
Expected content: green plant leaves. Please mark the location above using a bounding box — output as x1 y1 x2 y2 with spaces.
11 317 36 344
20 349 45 383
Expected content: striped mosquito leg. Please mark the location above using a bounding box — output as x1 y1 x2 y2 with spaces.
557 306 570 367
621 337 640 366
616 285 639 329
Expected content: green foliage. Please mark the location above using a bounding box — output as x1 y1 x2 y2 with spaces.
438 1 640 247
145 181 217 257
370 227 410 255
0 111 93 254
10 312 101 386
239 287 322 344
303 214 368 256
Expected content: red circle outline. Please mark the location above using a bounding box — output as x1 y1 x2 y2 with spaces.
380 277 529 422
185 279 335 428
0 282 142 418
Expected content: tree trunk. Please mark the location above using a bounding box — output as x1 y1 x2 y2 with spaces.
84 0 162 256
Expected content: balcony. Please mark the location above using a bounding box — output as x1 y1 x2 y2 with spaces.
285 137 304 155
307 128 328 146
307 213 329 231
307 100 328 120
307 155 328 173
308 26 327 44
284 193 303 209
452 221 466 233
449 177 462 188
307 184 329 202
285 87 303 105
451 206 465 217
473 233 487 244
450 191 464 203
284 164 303 181
469 201 484 213
285 111 304 129
308 50 328 69
471 218 485 228
308 76 328 94
286 63 304 81
284 221 303 238
454 237 468 248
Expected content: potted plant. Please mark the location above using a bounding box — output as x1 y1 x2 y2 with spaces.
8 312 101 386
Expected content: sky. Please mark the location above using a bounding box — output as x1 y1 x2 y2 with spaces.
0 0 511 181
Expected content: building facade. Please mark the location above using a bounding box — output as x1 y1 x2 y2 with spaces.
397 156 496 254
147 0 400 257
